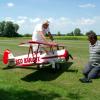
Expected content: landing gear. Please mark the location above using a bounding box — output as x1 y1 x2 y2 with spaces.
51 61 61 72
37 64 43 69
7 59 15 67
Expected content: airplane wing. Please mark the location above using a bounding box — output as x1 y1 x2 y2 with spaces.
19 40 38 47
19 40 65 48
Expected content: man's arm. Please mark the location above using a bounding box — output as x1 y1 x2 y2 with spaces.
38 31 48 42
48 32 54 41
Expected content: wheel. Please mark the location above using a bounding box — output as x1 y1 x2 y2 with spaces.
37 64 43 69
55 63 61 70
52 63 61 72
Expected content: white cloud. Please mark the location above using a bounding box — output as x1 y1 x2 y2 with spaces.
59 17 72 24
18 16 28 20
16 20 26 25
79 3 96 8
51 17 72 28
4 17 14 22
7 2 14 7
77 18 96 25
30 18 41 23
94 16 100 21
4 17 25 26
60 17 68 21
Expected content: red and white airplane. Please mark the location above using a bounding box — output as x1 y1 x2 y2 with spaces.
2 40 73 71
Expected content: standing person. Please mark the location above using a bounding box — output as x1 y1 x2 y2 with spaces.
32 20 54 42
79 31 100 83
32 20 54 52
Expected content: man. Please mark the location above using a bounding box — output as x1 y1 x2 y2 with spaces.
32 20 54 42
32 20 54 52
79 31 100 83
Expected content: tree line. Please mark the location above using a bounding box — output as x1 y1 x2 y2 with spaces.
0 21 22 37
0 21 95 37
56 28 84 36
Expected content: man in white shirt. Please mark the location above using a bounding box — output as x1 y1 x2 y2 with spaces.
32 20 54 52
32 20 54 42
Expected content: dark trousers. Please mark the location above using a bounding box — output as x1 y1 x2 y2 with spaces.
83 62 100 79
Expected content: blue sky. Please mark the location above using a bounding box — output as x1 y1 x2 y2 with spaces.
0 0 100 35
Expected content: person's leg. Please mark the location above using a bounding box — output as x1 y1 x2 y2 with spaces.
88 67 100 79
83 62 94 78
97 72 100 78
79 62 93 83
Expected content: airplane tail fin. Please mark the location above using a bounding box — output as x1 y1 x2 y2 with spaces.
3 49 14 65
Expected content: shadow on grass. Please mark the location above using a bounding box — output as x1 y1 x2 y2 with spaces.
21 62 77 82
0 88 61 100
3 65 36 70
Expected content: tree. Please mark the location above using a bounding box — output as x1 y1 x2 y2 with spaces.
13 24 19 33
73 28 83 36
56 31 61 36
24 33 32 37
0 21 6 36
67 31 74 36
0 21 20 37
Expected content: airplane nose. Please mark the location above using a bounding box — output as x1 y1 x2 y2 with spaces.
3 49 10 64
64 50 69 61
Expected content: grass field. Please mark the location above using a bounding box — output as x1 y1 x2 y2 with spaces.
0 38 100 100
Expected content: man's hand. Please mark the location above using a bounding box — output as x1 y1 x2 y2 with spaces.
50 36 54 41
48 32 54 41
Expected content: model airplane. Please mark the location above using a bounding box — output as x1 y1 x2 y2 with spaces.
2 40 73 71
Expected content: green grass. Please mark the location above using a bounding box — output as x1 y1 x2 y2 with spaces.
0 38 100 100
54 36 100 40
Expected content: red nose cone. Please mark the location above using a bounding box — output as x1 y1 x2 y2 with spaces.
64 50 69 58
64 50 69 61
3 49 10 64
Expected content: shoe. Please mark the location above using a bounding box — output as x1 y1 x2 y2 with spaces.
79 77 92 83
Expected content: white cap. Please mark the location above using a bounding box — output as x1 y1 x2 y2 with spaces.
42 20 50 25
